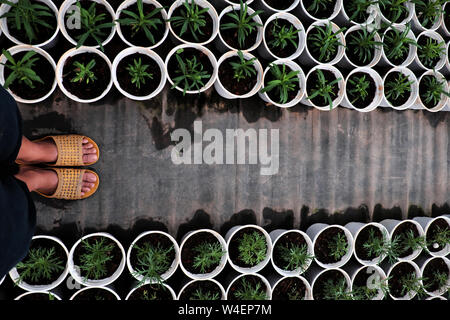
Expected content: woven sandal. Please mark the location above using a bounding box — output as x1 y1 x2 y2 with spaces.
35 168 99 200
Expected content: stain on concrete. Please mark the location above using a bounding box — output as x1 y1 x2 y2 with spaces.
262 207 294 232
176 209 214 242
220 209 257 235
372 204 403 222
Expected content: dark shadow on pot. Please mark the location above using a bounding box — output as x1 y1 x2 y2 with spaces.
407 205 427 219
176 209 213 243
262 207 294 232
431 203 450 217
372 204 402 222
299 205 369 231
422 110 448 128
34 222 80 249
219 209 257 236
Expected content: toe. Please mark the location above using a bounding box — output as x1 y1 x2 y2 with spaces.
83 172 97 183
82 154 98 164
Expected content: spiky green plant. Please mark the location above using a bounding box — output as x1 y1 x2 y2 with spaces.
276 243 314 273
417 37 446 69
399 273 429 298
192 241 225 273
419 75 450 107
347 74 371 105
190 288 220 300
260 63 299 104
267 19 299 51
126 58 154 89
308 22 346 63
384 72 414 104
411 0 446 28
237 231 267 266
306 68 342 110
15 247 64 284
362 229 400 264
427 225 450 250
78 237 115 280
71 59 97 84
378 0 410 23
322 278 352 300
383 24 418 62
306 0 336 15
132 242 174 285
168 0 208 42
0 49 43 89
328 233 349 260
229 50 257 82
346 27 383 64
344 0 379 23
233 278 268 300
395 230 428 256
351 275 390 300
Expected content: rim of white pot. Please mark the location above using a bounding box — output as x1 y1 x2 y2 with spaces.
349 265 387 300
214 50 263 99
411 3 443 32
68 232 126 287
306 223 354 268
112 46 167 101
413 216 450 257
177 278 226 300
272 275 312 300
259 12 306 60
302 64 345 111
415 30 446 71
387 260 421 300
58 0 116 48
310 267 351 300
167 0 219 46
298 0 342 21
0 0 59 48
56 46 113 103
217 4 263 52
269 229 313 277
259 0 300 14
0 45 57 104
304 21 346 66
223 0 254 5
417 70 448 112
115 0 169 49
225 224 272 274
165 43 218 94
446 41 450 73
339 1 378 26
427 295 447 300
14 291 62 301
381 25 417 68
225 273 272 300
70 285 121 300
127 230 179 284
420 256 450 297
179 229 227 280
342 67 383 112
379 219 425 261
439 3 450 36
345 222 389 266
343 25 383 68
381 67 419 110
259 59 306 108
378 1 414 27
0 275 4 286
9 235 69 292
125 282 177 300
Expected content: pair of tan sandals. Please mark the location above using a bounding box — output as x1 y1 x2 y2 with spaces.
18 135 100 200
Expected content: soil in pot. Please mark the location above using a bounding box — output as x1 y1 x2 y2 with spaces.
73 288 118 300
352 266 381 299
391 222 420 258
218 56 257 95
128 283 174 300
384 71 412 107
178 280 222 300
313 227 348 265
426 218 450 253
220 12 258 50
313 269 349 300
380 2 409 23
264 64 299 104
62 52 111 100
265 19 299 58
273 231 307 271
118 2 166 47
5 1 57 45
343 2 370 23
181 232 223 274
263 0 295 11
116 53 161 97
227 275 268 300
228 227 268 268
170 3 213 43
306 69 339 107
303 0 336 19
73 236 122 280
422 258 449 293
65 0 114 46
16 238 66 286
354 225 383 261
346 72 376 109
3 51 54 101
388 262 416 298
272 277 307 300
18 293 58 301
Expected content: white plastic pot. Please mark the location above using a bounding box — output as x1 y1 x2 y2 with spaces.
341 25 382 68
301 21 346 66
380 67 419 110
14 291 62 300
386 260 421 300
378 1 414 27
412 31 446 71
445 42 450 76
419 256 450 297
334 2 379 26
380 25 417 68
167 0 218 46
301 65 345 111
345 222 389 265
255 0 300 15
216 4 263 52
0 45 57 104
214 50 263 99
112 47 167 101
126 282 177 300
296 0 342 22
165 43 218 95
115 0 169 49
58 0 116 48
56 46 113 103
427 295 447 300
341 67 383 112
68 232 126 287
309 267 352 300
9 235 69 292
127 230 179 284
306 223 354 268
225 224 272 274
411 3 443 33
379 219 425 261
416 70 449 112
0 0 59 49
348 264 387 300
177 278 226 300
258 12 306 60
0 275 4 287
225 273 272 300
269 229 313 277
179 229 227 280
258 59 306 108
413 216 450 256
438 2 450 37
270 275 312 300
69 286 121 300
